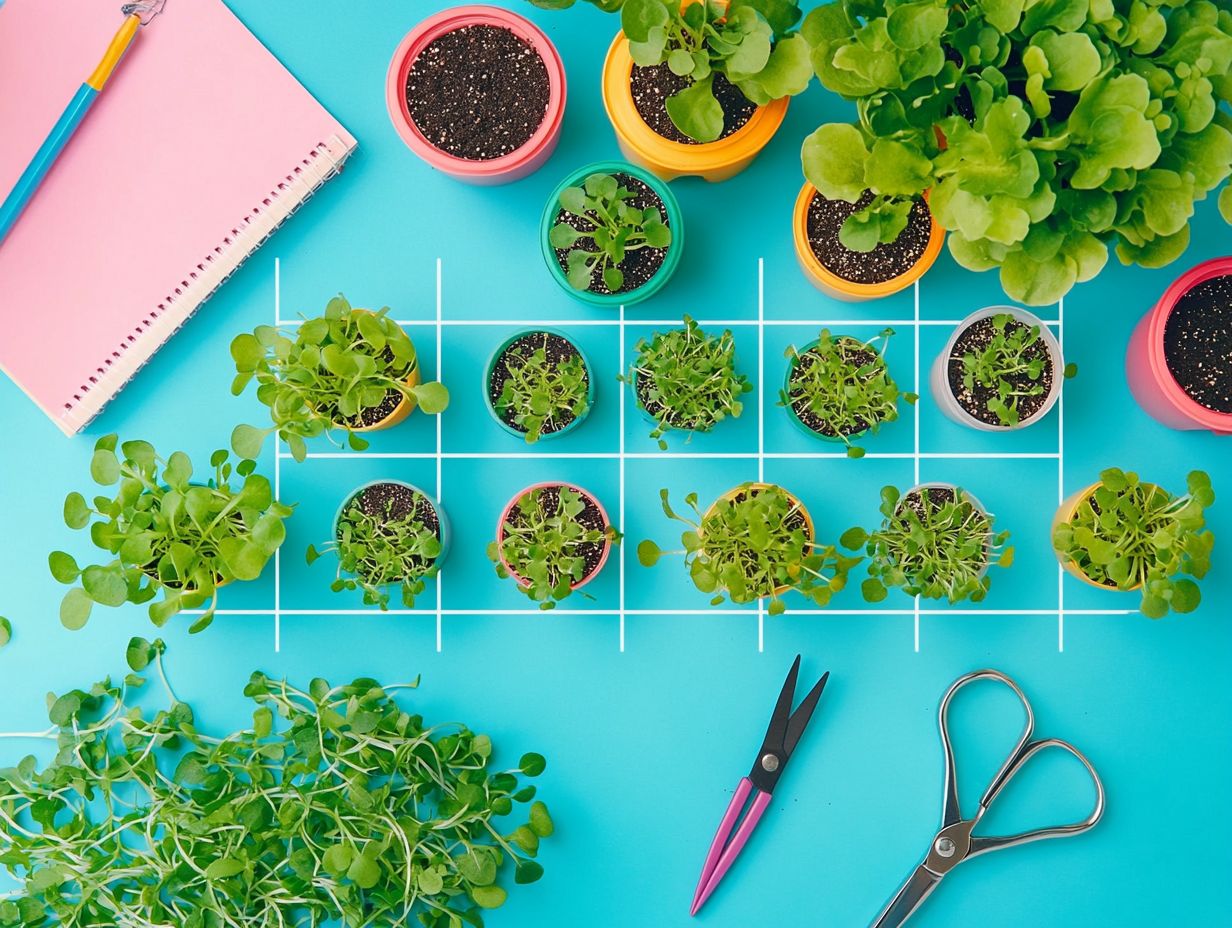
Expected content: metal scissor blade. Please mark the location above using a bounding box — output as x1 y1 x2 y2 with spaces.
783 670 828 756
870 863 942 928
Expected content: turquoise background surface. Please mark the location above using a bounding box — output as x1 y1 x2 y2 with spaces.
1 1 1230 924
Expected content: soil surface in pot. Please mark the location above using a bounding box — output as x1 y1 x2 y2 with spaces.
807 190 932 285
946 316 1053 427
405 24 550 161
346 482 441 577
502 484 608 582
787 339 880 437
489 331 589 436
1163 274 1232 413
553 173 671 295
630 62 756 145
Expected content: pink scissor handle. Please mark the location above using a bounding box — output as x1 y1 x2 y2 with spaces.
690 778 772 915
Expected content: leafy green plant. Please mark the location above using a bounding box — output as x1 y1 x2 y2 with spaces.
488 485 620 609
779 327 915 457
49 435 292 634
612 0 813 142
638 484 860 614
801 0 1232 304
0 640 553 928
1053 469 1214 618
620 315 751 449
230 295 449 462
842 485 1012 603
0 617 10 651
492 334 591 443
959 313 1077 426
306 488 443 611
550 172 672 293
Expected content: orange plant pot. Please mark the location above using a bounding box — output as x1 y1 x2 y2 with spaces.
601 33 789 183
792 183 945 301
701 483 815 598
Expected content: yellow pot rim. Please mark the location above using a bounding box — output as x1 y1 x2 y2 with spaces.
1052 481 1150 592
792 182 946 299
601 33 789 175
700 482 815 599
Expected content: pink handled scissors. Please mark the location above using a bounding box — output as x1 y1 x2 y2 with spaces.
690 654 829 916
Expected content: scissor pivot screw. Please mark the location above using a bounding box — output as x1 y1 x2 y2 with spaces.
934 837 956 858
760 753 780 772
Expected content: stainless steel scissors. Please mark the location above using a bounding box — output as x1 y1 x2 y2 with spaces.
872 669 1106 928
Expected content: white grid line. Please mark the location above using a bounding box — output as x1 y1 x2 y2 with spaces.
186 607 1136 618
277 450 1062 461
619 300 627 653
274 318 1060 329
913 280 922 653
1058 296 1066 653
273 258 282 654
436 258 444 654
757 258 766 654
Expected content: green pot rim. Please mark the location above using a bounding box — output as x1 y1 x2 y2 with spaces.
331 479 451 580
483 328 596 441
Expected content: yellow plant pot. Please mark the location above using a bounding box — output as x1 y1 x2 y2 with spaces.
701 482 815 598
345 309 423 433
601 33 789 183
1051 482 1149 592
792 182 945 301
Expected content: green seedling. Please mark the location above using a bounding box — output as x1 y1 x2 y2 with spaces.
0 641 552 928
801 0 1232 304
1053 468 1215 618
551 172 672 293
0 617 10 650
842 485 1012 604
307 490 443 611
638 484 860 614
489 485 620 609
960 314 1077 426
230 295 449 462
493 334 590 443
620 315 752 449
780 327 915 457
49 434 292 634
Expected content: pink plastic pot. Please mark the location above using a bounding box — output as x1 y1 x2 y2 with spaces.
386 6 566 185
495 482 613 593
1126 256 1232 434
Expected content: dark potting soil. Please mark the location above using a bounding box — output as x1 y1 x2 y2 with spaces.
946 316 1053 426
807 190 933 285
787 340 879 438
405 24 550 161
488 331 589 435
630 61 756 145
349 482 442 576
553 173 671 295
504 484 608 581
1163 274 1232 413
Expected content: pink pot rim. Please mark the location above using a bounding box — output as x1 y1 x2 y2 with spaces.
1141 256 1232 431
495 482 613 591
386 5 567 178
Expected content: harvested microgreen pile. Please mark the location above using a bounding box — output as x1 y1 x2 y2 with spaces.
0 640 552 928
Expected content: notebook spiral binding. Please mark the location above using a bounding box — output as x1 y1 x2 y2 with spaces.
62 134 354 432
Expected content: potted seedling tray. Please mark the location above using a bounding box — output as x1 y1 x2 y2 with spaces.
541 162 683 307
386 5 566 184
1127 256 1232 434
485 329 595 443
308 479 450 611
931 307 1069 432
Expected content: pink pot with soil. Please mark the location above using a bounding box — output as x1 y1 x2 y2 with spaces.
495 482 613 592
1126 256 1232 434
386 6 566 185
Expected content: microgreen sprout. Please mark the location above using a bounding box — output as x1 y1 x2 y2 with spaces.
488 484 620 609
620 315 752 449
550 172 672 293
779 327 915 457
1053 469 1215 618
842 485 1012 603
230 295 449 462
960 313 1076 426
638 483 860 614
0 617 10 650
491 332 591 443
49 434 292 634
306 484 443 611
0 641 553 927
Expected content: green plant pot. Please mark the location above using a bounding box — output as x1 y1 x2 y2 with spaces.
484 328 596 440
781 337 871 446
331 479 451 579
540 160 684 308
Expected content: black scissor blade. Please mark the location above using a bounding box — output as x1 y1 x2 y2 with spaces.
761 654 802 752
783 670 829 757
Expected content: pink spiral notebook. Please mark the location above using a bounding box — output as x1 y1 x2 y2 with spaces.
0 0 357 435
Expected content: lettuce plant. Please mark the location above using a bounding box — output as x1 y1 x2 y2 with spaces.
1053 468 1214 617
802 0 1232 304
49 435 292 634
230 295 449 462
